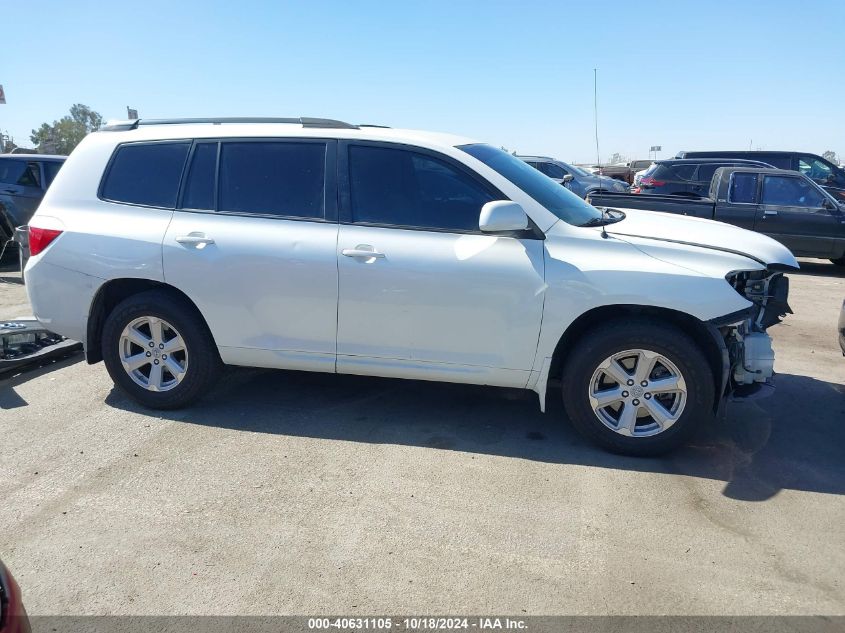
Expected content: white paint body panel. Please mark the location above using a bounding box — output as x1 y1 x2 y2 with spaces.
24 121 797 405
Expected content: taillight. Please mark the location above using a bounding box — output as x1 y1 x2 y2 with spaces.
28 226 63 256
640 177 665 187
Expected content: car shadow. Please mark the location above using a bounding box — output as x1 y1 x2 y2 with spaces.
0 354 83 409
793 258 845 278
105 367 845 502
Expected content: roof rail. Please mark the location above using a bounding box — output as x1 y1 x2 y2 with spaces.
100 117 359 131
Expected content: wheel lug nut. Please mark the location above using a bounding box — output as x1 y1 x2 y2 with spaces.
162 354 167 360
622 391 629 397
149 342 154 347
632 399 640 406
146 351 151 357
153 359 159 365
644 393 652 400
159 343 164 349
627 379 634 386
641 381 648 387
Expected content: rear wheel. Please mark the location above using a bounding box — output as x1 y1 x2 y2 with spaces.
561 319 715 456
102 290 221 409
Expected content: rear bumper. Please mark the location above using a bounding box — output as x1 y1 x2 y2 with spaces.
25 260 102 348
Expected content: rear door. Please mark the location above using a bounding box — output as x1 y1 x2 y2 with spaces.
716 171 761 231
335 141 545 387
755 174 839 257
0 158 45 226
163 139 339 372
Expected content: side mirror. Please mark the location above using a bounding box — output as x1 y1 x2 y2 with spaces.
562 174 574 183
479 201 529 233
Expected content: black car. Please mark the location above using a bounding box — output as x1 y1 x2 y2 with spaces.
635 158 773 197
675 150 845 202
0 155 66 260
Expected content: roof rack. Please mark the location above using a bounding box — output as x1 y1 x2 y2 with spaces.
100 117 359 131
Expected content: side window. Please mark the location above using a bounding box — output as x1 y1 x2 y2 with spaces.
43 161 63 188
349 145 495 231
762 155 793 170
101 143 190 208
798 156 840 185
761 176 825 208
218 142 326 218
729 173 758 204
696 164 719 183
181 143 218 210
541 163 567 179
671 164 697 180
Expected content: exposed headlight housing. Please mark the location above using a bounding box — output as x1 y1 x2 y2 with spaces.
726 269 792 329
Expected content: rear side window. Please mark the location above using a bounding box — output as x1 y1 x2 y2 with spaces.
181 143 218 210
218 142 326 218
761 155 792 170
696 164 720 183
101 143 190 208
652 163 694 181
0 159 41 187
729 173 758 203
349 145 495 231
44 161 63 187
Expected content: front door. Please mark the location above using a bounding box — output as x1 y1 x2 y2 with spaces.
335 142 546 388
163 139 340 372
755 173 841 257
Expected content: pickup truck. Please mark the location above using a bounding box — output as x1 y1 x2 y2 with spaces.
588 166 845 266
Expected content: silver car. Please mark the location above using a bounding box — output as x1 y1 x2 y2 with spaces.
518 156 629 198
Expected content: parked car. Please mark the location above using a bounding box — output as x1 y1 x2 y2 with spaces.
0 559 30 633
25 117 797 456
0 154 66 261
518 156 629 198
598 159 653 184
589 166 845 265
676 150 845 202
634 158 773 197
839 298 845 356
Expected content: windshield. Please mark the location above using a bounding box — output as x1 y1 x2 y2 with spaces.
459 144 602 226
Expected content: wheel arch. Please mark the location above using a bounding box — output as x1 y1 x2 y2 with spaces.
86 278 214 364
543 304 725 413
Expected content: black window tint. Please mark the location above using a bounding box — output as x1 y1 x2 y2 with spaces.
763 155 792 169
102 143 190 207
219 142 325 218
43 161 63 187
541 163 567 179
650 164 678 180
696 164 719 183
671 164 697 180
730 173 758 203
181 143 217 210
349 145 495 231
762 176 825 208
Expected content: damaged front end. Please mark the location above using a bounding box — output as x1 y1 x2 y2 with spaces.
710 269 793 405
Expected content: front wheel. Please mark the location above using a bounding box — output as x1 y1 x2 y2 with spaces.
561 319 715 456
102 289 222 409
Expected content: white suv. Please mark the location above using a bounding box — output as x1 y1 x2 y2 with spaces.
25 117 797 455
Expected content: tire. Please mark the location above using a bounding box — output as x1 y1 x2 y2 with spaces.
830 256 845 267
561 318 715 456
101 289 222 409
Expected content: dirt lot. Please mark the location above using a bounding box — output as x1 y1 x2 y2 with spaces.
1 259 843 615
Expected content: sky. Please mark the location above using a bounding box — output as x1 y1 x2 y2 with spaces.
1 0 843 164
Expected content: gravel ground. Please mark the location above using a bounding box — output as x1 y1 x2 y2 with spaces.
1 259 843 615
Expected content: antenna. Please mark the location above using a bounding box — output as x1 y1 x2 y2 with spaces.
594 68 601 170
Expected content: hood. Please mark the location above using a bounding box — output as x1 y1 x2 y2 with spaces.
603 208 799 269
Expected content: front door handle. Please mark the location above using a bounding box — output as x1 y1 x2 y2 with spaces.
763 210 778 217
176 233 215 246
342 246 385 259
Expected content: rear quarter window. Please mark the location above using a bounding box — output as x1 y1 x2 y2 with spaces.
101 142 191 208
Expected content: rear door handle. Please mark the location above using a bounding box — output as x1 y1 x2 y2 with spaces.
176 233 215 246
342 247 385 259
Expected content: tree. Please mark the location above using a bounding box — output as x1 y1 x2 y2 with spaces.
822 150 839 166
30 104 103 155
